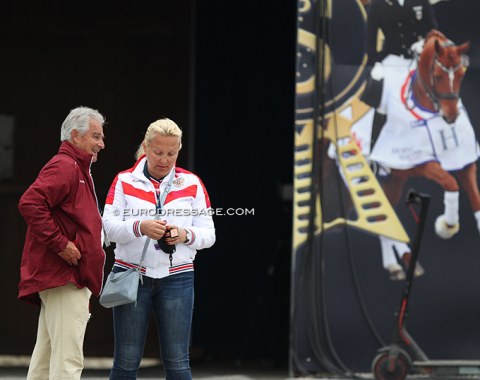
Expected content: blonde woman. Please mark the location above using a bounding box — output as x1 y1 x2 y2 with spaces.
103 118 216 380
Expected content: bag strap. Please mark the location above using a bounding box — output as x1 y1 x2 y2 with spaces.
138 170 176 267
157 170 175 211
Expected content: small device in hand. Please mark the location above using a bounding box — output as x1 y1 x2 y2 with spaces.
157 227 177 254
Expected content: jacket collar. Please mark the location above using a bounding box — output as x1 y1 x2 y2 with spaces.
58 141 93 172
132 155 176 183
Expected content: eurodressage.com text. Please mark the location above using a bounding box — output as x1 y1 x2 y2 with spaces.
114 208 255 217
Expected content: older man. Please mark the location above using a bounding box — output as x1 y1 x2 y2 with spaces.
18 106 106 379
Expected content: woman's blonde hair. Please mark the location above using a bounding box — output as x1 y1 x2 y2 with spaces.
135 118 183 159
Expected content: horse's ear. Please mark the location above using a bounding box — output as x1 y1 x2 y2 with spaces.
426 29 444 41
457 41 470 55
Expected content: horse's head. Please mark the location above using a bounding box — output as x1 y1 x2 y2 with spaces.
416 29 470 124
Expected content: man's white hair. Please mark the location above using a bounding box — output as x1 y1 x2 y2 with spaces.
60 106 105 142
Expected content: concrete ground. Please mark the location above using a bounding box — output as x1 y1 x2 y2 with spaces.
1 356 442 379
0 365 354 380
0 356 347 380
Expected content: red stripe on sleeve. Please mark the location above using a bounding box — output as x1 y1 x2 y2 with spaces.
198 178 211 208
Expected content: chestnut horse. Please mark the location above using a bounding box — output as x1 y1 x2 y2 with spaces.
371 30 477 234
352 30 478 279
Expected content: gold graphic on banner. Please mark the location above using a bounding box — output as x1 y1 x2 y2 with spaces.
325 98 409 241
294 96 410 249
293 0 409 249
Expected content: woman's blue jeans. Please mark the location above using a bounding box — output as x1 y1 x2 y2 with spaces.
109 270 194 380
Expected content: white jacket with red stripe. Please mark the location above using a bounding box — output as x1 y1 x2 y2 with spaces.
102 156 215 279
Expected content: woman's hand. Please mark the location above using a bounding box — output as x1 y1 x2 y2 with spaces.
163 225 190 244
140 220 167 240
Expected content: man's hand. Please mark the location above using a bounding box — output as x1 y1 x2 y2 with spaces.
58 241 82 266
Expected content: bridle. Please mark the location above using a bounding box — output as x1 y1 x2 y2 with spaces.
416 39 469 112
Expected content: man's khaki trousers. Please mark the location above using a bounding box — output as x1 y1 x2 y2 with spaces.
27 283 91 380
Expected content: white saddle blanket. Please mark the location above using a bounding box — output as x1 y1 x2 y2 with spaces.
352 56 479 171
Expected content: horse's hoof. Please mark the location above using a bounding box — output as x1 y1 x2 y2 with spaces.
435 215 460 239
414 261 425 277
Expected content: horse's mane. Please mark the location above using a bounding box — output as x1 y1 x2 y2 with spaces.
420 28 470 69
421 29 450 61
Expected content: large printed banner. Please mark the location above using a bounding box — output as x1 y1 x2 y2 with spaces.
291 0 480 377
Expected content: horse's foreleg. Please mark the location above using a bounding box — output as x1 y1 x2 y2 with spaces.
379 236 402 274
378 171 425 279
455 163 480 234
418 162 460 238
379 235 425 280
